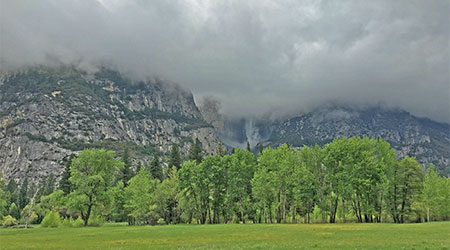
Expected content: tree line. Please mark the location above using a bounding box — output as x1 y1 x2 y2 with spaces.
0 137 449 227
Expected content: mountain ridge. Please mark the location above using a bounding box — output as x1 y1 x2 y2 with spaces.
0 66 222 184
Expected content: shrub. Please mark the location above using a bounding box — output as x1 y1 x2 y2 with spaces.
62 217 73 227
2 215 18 228
88 215 104 227
72 217 84 227
40 211 62 228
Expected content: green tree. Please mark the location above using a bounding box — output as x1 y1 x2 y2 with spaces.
229 148 256 224
188 138 203 164
9 202 20 219
40 190 68 217
6 179 19 209
386 157 424 223
149 154 164 181
124 168 156 225
59 155 75 195
168 144 182 170
422 164 450 221
67 149 123 226
0 171 7 217
109 181 127 222
152 167 180 224
178 160 198 224
121 148 135 186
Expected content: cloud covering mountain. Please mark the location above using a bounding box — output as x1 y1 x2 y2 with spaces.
1 0 448 122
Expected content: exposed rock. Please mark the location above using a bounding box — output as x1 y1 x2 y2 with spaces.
0 66 222 185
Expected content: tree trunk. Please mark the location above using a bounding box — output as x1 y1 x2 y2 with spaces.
292 206 296 224
342 198 346 223
84 204 92 226
240 196 245 224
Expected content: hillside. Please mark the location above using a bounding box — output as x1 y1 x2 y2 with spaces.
210 107 450 176
0 66 222 183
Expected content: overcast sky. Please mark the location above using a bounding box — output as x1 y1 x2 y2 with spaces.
1 0 449 122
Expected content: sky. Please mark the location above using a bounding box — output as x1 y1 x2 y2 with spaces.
1 0 449 122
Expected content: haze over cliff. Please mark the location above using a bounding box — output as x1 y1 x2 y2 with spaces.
1 0 448 123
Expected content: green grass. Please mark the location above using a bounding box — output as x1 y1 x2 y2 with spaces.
1 222 449 250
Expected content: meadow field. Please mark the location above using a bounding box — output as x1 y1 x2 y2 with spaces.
1 222 449 250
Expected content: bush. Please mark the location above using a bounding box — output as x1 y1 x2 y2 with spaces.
62 217 73 227
2 215 18 228
87 215 104 227
40 211 62 228
72 217 84 227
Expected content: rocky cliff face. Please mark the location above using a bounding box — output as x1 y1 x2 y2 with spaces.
210 106 450 176
0 66 222 184
267 107 450 176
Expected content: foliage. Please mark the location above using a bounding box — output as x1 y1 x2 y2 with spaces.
149 154 164 181
188 138 203 164
40 211 62 228
2 215 18 228
124 169 157 225
0 172 7 217
8 203 20 219
168 144 182 170
67 149 123 226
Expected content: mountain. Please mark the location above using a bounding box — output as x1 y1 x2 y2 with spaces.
212 107 450 176
0 66 222 184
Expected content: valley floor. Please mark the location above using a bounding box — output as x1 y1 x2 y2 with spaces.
0 222 449 250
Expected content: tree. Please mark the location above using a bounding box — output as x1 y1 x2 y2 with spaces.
0 171 7 218
59 155 75 195
109 181 127 223
257 144 264 156
168 144 182 170
188 138 203 164
149 154 164 181
300 145 326 223
6 179 19 209
9 202 20 219
67 149 123 226
40 190 68 220
39 174 56 198
124 168 156 225
178 161 200 224
246 142 251 152
229 148 256 224
386 157 424 223
422 164 450 221
121 148 135 186
152 167 180 224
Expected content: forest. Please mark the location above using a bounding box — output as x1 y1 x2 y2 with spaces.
1 136 449 228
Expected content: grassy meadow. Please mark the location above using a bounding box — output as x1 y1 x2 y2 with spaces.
1 222 449 250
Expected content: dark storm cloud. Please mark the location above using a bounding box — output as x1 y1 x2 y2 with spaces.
1 0 448 122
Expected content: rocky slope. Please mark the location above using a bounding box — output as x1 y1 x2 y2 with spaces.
212 107 450 176
0 66 222 184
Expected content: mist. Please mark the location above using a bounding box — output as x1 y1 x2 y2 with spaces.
1 0 448 122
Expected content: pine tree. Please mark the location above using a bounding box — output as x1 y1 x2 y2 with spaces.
168 144 182 170
257 144 264 155
6 180 19 207
246 141 251 152
121 148 135 186
149 154 164 181
188 138 203 164
59 155 74 195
